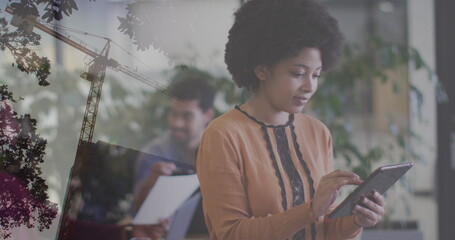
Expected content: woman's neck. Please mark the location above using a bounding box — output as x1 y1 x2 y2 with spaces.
242 94 290 126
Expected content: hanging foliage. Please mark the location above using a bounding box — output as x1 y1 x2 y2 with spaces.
0 86 57 239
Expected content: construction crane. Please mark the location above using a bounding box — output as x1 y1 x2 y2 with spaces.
6 7 180 240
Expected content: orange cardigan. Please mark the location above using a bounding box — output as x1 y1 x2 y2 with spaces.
196 107 361 240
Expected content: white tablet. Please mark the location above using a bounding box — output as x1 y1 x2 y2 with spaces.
327 162 413 219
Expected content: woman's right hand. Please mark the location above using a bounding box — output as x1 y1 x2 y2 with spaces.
312 170 362 218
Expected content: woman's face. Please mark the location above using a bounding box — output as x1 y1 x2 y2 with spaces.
256 47 322 114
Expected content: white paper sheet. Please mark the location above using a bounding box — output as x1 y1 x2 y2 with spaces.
132 174 200 225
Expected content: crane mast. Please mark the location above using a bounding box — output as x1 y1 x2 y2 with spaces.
57 42 111 240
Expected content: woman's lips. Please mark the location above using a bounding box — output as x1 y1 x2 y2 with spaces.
294 96 309 105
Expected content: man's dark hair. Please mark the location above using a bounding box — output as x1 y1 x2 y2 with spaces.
225 0 344 91
168 77 215 112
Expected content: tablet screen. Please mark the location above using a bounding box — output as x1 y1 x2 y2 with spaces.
327 162 413 219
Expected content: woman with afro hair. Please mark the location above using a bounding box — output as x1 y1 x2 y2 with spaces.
196 0 385 239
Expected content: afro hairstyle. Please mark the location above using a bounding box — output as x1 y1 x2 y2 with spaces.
225 0 344 91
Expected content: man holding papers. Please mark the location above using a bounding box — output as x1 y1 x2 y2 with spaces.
132 76 215 239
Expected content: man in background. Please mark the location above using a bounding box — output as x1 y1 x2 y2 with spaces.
132 77 215 239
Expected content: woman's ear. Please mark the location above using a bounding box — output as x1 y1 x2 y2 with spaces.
254 65 268 81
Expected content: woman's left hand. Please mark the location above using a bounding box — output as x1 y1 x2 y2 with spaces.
352 190 385 228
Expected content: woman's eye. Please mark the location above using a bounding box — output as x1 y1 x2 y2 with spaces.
291 72 305 77
312 74 321 79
